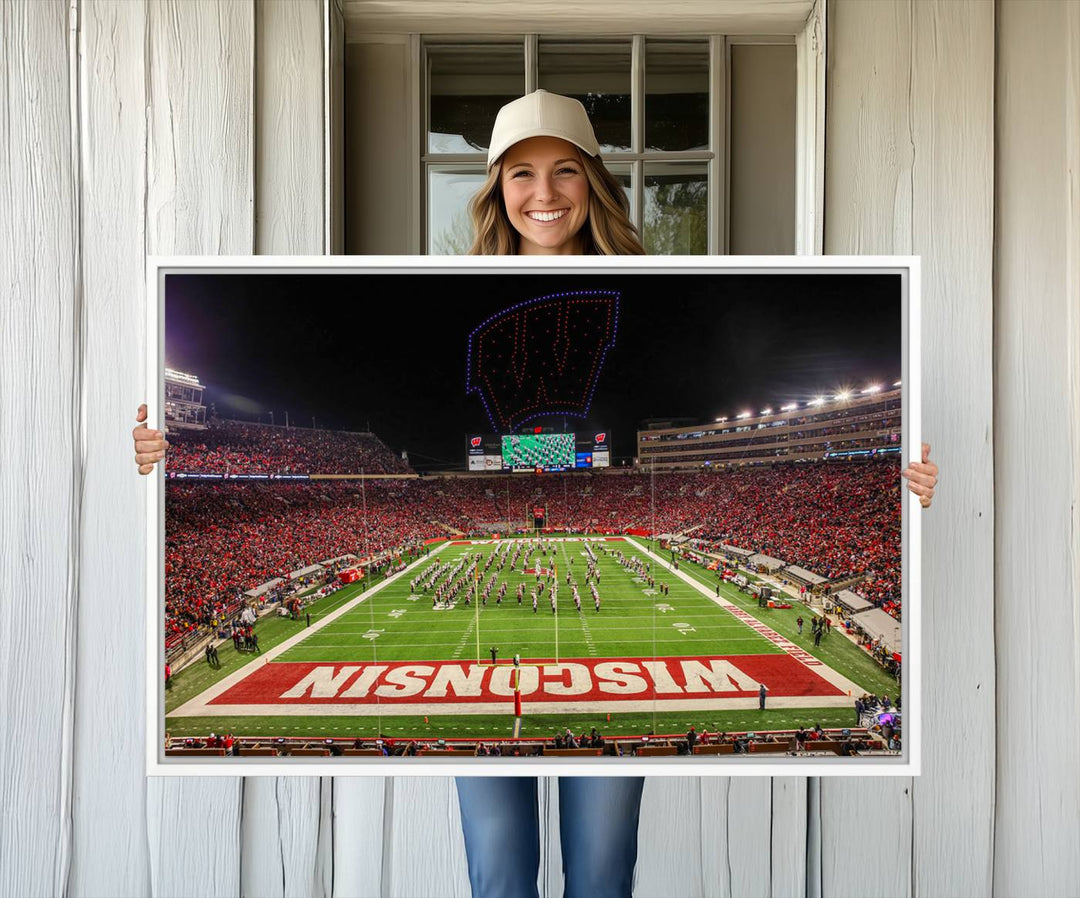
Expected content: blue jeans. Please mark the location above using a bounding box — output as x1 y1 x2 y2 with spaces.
455 776 645 898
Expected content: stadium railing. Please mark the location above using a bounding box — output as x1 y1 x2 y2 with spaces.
162 729 887 759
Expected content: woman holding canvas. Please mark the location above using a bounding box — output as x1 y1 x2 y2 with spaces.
132 90 938 898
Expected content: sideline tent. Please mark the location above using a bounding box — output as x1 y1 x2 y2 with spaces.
749 553 786 571
785 565 828 586
245 577 284 598
833 589 874 613
853 607 903 653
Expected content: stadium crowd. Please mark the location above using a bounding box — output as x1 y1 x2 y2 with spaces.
165 419 412 475
165 461 902 640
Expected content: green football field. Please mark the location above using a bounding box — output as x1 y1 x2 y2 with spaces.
277 539 780 664
166 537 899 740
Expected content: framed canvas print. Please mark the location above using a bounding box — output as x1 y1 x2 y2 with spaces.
146 255 920 776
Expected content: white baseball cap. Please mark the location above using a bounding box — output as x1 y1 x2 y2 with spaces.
486 90 600 169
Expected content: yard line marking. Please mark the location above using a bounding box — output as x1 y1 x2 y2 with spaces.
452 615 476 659
560 541 598 656
625 537 864 698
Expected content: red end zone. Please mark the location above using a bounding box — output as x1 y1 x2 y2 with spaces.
209 654 844 708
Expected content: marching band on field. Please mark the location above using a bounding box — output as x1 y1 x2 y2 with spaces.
411 538 663 614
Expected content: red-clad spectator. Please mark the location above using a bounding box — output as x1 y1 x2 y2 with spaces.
166 419 411 475
163 461 903 643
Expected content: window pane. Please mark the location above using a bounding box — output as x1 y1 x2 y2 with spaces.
428 167 487 254
428 44 524 154
643 163 708 255
538 40 631 153
729 44 795 254
645 40 709 152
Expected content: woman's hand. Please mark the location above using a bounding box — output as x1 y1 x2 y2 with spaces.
133 404 169 474
902 442 938 508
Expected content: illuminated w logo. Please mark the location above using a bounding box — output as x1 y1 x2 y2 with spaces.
465 291 620 432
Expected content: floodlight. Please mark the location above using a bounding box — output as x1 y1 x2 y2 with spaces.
893 380 901 387
780 403 797 411
164 367 202 386
836 390 852 401
809 397 825 406
736 411 751 419
861 384 882 394
761 408 773 415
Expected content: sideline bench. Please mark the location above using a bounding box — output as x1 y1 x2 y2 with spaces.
165 747 226 757
747 741 790 754
417 749 475 757
543 748 604 757
635 745 678 757
693 744 735 755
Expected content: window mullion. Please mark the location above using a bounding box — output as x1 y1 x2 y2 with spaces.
723 37 732 255
709 35 726 256
419 39 430 254
525 34 537 93
631 34 645 233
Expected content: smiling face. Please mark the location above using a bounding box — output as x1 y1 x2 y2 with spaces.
499 136 591 255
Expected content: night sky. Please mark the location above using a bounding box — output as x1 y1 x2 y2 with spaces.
165 272 901 471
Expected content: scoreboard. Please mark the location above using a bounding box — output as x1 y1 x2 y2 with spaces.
466 431 611 472
502 433 574 469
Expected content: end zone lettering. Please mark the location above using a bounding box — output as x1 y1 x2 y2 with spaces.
208 654 844 706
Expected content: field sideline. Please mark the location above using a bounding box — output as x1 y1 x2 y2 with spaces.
166 536 889 737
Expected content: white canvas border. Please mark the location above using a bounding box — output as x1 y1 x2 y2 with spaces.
145 254 921 777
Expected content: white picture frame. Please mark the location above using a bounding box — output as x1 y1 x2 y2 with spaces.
146 254 920 777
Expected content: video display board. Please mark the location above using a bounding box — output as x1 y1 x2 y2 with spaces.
502 433 575 470
465 431 611 472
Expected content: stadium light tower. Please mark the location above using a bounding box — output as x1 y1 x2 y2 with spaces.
736 411 751 420
780 403 797 412
716 416 727 423
861 384 882 394
761 408 773 416
836 390 852 401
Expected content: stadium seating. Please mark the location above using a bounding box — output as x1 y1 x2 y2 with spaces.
166 419 411 475
164 460 902 641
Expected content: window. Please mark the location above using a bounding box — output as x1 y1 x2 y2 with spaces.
422 35 794 256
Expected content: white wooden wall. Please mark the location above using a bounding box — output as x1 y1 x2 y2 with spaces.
1 1 1077 896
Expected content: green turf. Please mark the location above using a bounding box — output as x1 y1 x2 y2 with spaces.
676 553 900 697
274 538 779 666
164 550 424 713
166 536 899 739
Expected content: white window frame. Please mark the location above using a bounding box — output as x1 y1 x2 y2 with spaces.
404 1 825 256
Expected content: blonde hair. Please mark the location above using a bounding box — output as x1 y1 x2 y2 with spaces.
468 151 645 256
